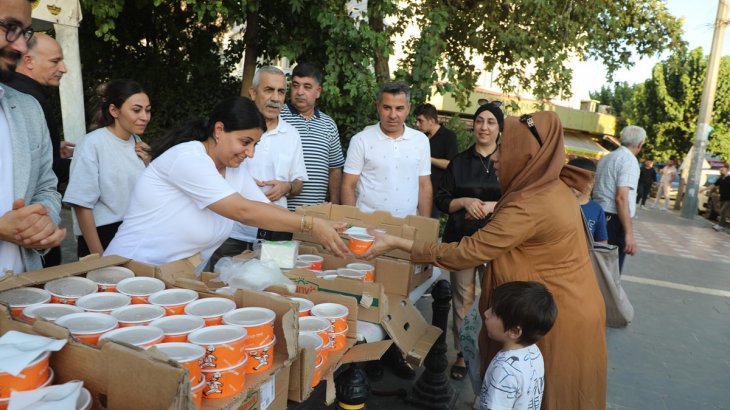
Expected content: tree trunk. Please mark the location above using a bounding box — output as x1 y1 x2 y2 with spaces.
368 4 390 84
240 7 260 97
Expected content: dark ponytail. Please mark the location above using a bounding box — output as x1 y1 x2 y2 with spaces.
88 79 147 131
151 96 266 160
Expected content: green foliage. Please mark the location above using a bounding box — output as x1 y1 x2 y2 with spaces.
445 115 474 152
626 48 730 162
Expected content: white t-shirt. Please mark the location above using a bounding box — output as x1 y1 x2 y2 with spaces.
63 127 146 236
480 344 545 410
105 142 268 273
659 165 677 185
230 118 308 242
343 124 430 218
593 145 639 217
0 98 23 275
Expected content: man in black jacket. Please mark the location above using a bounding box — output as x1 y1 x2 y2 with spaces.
712 166 730 232
6 33 73 267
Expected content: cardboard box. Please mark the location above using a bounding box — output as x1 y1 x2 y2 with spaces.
283 269 441 369
0 305 190 410
0 255 293 410
293 204 438 296
297 243 431 298
268 290 391 404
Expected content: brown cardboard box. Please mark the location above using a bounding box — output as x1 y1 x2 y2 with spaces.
0 255 293 410
293 204 438 295
0 305 190 410
297 243 431 298
274 290 391 404
282 269 440 369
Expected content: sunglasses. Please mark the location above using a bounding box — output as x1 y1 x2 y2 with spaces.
477 99 503 107
519 114 543 147
0 19 34 43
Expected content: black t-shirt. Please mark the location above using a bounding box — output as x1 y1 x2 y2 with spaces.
429 125 459 195
715 175 730 201
638 166 657 187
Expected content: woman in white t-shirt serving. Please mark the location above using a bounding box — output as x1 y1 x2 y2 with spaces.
105 97 348 272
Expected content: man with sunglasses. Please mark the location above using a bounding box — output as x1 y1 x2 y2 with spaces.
593 125 646 273
0 0 65 274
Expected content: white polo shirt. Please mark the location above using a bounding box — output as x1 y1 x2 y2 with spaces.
593 145 640 217
230 117 308 242
344 124 430 218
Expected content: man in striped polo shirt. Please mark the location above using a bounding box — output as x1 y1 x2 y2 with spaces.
282 63 345 210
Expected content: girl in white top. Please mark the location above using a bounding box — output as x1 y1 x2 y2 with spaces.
63 79 152 257
105 96 348 273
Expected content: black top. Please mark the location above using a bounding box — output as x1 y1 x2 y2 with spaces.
638 165 657 187
4 73 70 184
429 125 459 196
435 144 501 243
715 175 730 201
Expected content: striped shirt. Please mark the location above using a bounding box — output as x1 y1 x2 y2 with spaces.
281 103 345 210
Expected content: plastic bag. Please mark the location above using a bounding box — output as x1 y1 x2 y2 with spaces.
213 257 295 292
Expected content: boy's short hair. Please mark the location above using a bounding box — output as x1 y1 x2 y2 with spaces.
414 103 439 122
568 157 597 173
490 281 558 346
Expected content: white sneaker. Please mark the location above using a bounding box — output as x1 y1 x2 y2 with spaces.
660 207 668 212
712 224 723 232
640 205 647 210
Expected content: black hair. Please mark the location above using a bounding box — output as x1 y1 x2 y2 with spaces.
377 82 410 104
490 281 558 346
88 79 147 131
292 62 323 85
568 157 597 173
414 103 439 122
150 96 266 160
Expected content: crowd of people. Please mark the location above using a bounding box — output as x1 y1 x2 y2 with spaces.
3 1 728 408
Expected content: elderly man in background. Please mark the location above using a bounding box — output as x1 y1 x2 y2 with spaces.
593 125 646 273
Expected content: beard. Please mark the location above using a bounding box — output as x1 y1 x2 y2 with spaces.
0 48 21 82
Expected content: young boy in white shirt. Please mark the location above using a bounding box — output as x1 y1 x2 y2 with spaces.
480 281 558 410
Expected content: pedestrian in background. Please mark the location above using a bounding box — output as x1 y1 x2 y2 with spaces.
651 158 677 211
711 166 730 232
636 158 656 210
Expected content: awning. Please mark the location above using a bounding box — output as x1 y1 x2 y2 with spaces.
563 135 609 160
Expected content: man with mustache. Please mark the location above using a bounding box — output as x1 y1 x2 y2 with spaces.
281 63 345 209
342 82 432 218
6 32 72 267
209 66 308 269
0 0 65 274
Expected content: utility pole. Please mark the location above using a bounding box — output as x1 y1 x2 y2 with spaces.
682 0 729 218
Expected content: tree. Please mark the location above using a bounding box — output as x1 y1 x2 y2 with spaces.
628 48 730 162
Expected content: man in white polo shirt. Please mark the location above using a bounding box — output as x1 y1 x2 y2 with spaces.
342 82 432 218
209 66 308 269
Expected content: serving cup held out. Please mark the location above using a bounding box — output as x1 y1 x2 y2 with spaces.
187 325 248 370
99 325 164 348
75 292 131 314
55 312 118 345
149 314 205 343
153 342 206 385
148 288 199 316
22 303 83 323
116 277 166 304
111 304 166 327
0 287 51 318
43 277 98 305
347 233 374 256
184 297 236 326
222 307 275 347
287 297 313 317
86 266 135 292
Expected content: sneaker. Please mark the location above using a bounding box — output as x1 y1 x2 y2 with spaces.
660 207 668 212
640 205 647 210
712 224 723 232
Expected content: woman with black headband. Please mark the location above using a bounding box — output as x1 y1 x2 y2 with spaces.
435 102 503 380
